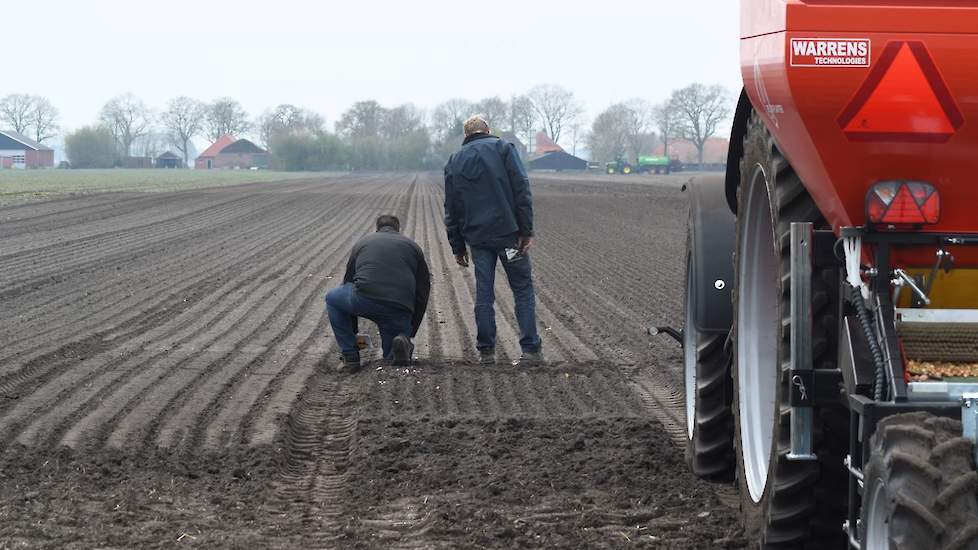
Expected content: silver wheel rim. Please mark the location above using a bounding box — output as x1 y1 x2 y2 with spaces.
864 478 889 549
684 257 697 439
737 165 779 503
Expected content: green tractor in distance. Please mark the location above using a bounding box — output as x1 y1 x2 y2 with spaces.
606 155 671 175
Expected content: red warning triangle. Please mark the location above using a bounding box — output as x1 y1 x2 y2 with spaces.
838 41 963 143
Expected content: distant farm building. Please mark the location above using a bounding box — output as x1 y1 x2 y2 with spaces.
529 131 562 155
527 151 588 171
0 130 54 169
195 135 270 170
156 151 183 169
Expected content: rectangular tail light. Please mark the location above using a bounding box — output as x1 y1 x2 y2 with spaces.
866 181 940 226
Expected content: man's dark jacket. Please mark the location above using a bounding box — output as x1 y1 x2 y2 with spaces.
444 134 533 254
342 227 431 336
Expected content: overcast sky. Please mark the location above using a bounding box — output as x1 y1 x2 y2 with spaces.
9 0 742 139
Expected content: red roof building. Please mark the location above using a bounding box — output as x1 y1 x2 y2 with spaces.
195 135 237 169
531 131 563 155
195 135 269 170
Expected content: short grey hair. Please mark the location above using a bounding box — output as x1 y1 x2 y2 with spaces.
463 115 490 137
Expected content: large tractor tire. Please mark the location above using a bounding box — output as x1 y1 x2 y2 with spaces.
622 165 632 175
683 255 734 480
683 178 735 481
731 112 848 548
861 412 978 550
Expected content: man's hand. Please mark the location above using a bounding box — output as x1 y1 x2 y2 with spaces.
517 236 534 253
455 252 469 267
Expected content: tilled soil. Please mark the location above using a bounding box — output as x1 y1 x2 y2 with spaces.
0 173 745 548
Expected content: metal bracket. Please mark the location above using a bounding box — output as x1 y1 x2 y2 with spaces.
648 326 683 345
788 222 817 461
962 393 978 466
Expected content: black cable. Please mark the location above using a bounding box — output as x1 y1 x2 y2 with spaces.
850 284 886 400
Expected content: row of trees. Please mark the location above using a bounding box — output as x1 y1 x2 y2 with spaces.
589 84 732 166
0 94 60 144
7 83 731 171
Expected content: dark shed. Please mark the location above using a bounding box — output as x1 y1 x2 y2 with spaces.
526 151 588 171
156 151 183 169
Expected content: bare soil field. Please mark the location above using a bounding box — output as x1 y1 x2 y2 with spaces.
0 173 745 548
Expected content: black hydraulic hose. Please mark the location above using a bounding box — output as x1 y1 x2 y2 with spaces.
850 284 886 400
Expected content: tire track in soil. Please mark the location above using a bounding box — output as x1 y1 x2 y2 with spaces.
268 373 362 545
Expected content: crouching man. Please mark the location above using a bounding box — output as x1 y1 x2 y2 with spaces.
326 215 430 372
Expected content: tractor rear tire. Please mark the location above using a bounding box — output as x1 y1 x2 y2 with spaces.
623 165 632 175
731 111 848 548
861 412 978 550
683 229 734 480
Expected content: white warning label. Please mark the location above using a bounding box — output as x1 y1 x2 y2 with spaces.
790 38 871 68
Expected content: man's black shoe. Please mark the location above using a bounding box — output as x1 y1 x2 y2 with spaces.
514 350 543 367
337 353 362 373
392 335 413 366
478 349 496 365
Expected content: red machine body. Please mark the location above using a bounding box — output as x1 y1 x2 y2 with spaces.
740 1 978 265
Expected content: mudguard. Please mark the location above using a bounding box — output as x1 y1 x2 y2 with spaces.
724 89 751 215
684 175 736 333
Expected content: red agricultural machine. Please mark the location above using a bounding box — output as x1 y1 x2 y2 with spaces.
674 2 978 548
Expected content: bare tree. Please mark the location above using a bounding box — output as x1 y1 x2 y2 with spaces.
382 104 423 139
259 104 324 146
653 99 682 159
336 100 385 139
430 98 473 143
568 116 589 158
29 96 60 144
508 95 536 149
161 96 206 166
0 94 34 135
527 84 582 145
132 130 169 159
622 98 656 163
587 104 631 163
474 96 508 132
99 93 152 157
205 97 251 142
671 84 733 166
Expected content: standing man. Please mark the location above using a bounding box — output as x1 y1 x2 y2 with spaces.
326 215 430 372
443 115 542 365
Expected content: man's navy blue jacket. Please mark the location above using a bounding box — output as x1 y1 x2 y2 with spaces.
443 134 533 255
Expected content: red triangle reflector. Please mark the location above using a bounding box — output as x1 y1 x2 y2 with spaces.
882 184 923 223
838 41 963 143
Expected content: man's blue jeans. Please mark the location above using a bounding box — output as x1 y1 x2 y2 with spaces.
471 245 542 353
325 282 412 359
